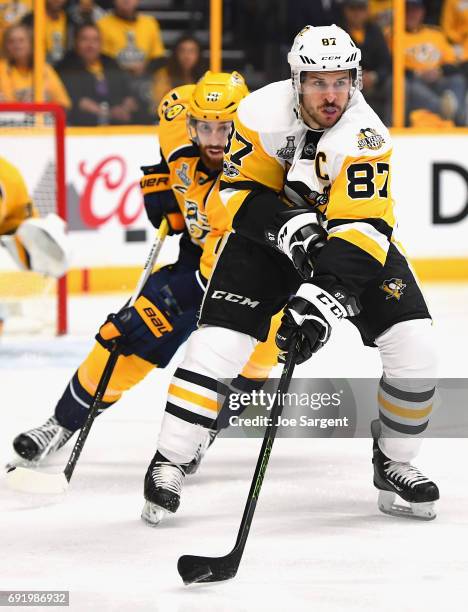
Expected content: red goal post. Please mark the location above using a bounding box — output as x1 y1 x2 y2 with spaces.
0 102 67 335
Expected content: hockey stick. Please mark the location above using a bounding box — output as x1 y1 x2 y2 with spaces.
6 219 170 494
177 341 297 584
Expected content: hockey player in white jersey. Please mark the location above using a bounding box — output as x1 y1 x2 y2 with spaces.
140 24 439 523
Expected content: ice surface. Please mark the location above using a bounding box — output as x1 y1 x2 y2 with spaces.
1 285 467 611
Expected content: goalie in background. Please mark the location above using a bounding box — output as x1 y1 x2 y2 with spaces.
0 155 69 334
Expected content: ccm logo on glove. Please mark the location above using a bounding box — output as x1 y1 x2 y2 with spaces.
316 292 346 319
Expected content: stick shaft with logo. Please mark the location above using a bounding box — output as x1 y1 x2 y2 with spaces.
177 339 297 585
6 220 170 495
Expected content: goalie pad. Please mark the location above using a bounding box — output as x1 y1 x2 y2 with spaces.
2 213 70 278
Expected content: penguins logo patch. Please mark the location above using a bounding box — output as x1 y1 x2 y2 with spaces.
357 128 385 151
380 278 406 300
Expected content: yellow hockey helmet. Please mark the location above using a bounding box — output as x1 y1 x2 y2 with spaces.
187 71 248 141
157 83 196 122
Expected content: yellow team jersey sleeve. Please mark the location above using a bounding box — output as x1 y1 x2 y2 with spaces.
221 113 285 220
0 156 36 235
200 179 231 279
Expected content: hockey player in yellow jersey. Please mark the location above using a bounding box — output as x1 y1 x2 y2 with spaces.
0 156 69 332
146 24 440 522
10 72 281 517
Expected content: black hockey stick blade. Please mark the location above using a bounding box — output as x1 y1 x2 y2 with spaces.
177 344 297 585
177 549 241 585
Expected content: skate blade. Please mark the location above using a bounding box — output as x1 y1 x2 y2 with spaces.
5 457 41 472
378 490 437 521
141 500 170 527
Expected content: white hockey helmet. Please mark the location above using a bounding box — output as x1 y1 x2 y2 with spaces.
288 24 362 108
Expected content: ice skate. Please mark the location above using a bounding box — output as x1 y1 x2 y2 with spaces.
185 429 217 475
8 416 74 470
141 452 186 526
371 420 439 521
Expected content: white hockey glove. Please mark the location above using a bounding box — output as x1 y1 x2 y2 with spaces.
276 282 360 365
265 208 327 279
1 213 70 278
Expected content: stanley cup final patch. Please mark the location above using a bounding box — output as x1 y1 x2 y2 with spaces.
357 128 385 151
380 278 406 300
176 162 191 187
276 136 296 160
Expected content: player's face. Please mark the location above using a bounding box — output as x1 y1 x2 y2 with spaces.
300 70 352 129
196 121 232 169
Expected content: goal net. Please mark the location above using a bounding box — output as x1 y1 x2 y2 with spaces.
0 103 67 336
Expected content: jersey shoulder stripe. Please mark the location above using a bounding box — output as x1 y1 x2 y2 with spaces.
168 144 199 163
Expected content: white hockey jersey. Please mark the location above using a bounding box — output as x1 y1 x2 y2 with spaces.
221 79 396 294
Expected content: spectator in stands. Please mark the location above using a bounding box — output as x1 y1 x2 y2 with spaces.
369 0 442 29
442 0 468 47
403 0 466 125
286 0 342 36
96 0 166 121
68 0 106 28
340 0 391 121
57 23 145 126
368 0 393 28
22 0 71 65
0 23 70 107
97 0 165 76
153 35 205 109
0 0 32 47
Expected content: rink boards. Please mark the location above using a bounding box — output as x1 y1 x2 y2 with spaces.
1 126 467 286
